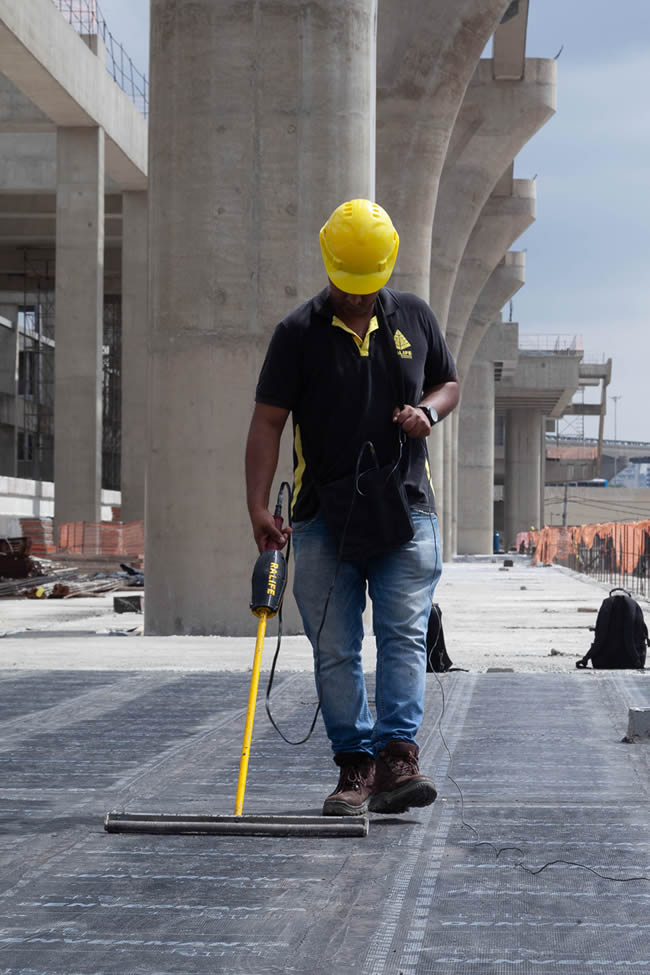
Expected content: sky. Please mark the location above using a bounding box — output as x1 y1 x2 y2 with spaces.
98 0 650 443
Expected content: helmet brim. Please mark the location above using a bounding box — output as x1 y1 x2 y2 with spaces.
319 233 399 295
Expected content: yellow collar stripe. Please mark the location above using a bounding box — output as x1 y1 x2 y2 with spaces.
331 314 378 357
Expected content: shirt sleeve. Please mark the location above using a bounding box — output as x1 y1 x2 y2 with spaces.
255 320 301 411
422 306 458 389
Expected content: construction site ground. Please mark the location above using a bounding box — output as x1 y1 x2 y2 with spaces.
0 555 648 973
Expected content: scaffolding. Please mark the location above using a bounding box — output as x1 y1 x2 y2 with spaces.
102 296 121 492
16 254 56 483
13 251 122 492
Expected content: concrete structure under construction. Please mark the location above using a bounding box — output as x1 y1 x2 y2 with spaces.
0 0 147 530
0 0 619 634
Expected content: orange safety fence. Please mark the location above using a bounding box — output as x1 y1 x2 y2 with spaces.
57 520 144 558
516 521 650 593
19 518 56 557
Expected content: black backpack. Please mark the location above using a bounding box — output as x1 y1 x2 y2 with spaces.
426 603 454 673
576 587 648 670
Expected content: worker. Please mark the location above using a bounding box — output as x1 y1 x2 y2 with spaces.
245 199 460 817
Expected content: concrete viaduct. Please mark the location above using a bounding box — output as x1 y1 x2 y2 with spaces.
0 0 599 634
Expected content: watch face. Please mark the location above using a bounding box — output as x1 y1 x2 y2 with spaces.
421 406 438 425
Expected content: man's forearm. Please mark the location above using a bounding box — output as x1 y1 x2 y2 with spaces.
419 380 460 422
245 404 288 517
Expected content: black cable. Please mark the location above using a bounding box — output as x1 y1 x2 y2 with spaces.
431 666 650 884
263 438 374 745
263 481 324 745
422 438 649 883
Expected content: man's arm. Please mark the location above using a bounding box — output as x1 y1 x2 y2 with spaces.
245 402 291 551
393 379 461 439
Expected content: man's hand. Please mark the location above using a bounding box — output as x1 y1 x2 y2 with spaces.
250 506 291 553
392 404 432 439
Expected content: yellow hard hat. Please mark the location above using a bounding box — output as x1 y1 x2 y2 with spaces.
319 199 399 295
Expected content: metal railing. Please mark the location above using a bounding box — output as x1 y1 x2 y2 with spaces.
52 0 148 118
518 334 584 355
567 536 650 598
529 524 650 599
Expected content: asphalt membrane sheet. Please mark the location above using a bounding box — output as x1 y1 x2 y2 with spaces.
0 664 648 974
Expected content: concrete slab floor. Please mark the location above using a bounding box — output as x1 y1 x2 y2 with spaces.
1 556 644 672
0 557 648 973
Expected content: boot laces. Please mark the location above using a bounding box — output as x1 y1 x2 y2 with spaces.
336 762 369 792
337 763 367 793
384 753 419 777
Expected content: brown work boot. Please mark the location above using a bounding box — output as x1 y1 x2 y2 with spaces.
322 752 375 816
369 741 437 814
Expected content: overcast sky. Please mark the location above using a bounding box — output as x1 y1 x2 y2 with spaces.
99 0 650 443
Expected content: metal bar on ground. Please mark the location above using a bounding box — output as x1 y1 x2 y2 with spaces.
104 811 369 837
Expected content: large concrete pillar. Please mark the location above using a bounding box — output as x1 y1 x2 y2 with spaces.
54 126 104 527
458 357 495 554
456 256 525 556
376 0 512 299
504 407 544 547
146 0 377 635
120 191 147 523
443 175 535 556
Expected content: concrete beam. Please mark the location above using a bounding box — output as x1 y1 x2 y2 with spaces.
0 72 53 131
376 0 512 299
446 177 535 363
563 403 604 416
496 353 583 417
458 251 526 378
430 58 556 334
493 0 529 80
0 0 146 188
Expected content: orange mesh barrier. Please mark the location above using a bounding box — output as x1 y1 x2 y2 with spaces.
19 518 56 557
528 521 650 578
57 520 144 558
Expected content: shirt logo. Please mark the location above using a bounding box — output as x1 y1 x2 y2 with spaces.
393 330 412 359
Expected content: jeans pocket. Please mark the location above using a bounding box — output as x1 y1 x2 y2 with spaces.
291 512 325 535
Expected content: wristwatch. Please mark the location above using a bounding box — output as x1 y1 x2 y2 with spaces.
419 404 439 426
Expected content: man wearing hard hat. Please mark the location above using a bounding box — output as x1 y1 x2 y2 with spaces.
246 199 460 817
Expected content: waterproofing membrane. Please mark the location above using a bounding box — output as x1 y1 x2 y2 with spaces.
0 668 648 973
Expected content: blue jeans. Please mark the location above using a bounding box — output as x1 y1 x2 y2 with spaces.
291 510 442 756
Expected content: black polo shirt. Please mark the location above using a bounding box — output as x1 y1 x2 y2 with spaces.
255 286 457 522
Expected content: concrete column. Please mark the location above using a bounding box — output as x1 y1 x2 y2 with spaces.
458 357 495 554
458 251 526 379
429 424 445 535
147 0 377 635
120 191 147 523
430 58 556 335
442 411 460 558
54 126 104 527
504 407 543 547
444 176 534 556
442 418 453 558
455 259 524 556
445 174 535 361
376 0 512 299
